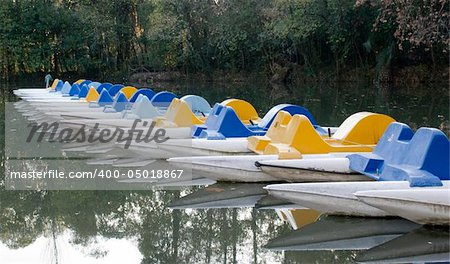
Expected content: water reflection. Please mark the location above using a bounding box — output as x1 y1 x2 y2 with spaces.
1 80 449 263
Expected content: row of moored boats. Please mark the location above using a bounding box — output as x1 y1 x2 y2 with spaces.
14 78 450 226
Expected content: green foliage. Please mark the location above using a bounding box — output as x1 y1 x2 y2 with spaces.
0 0 447 79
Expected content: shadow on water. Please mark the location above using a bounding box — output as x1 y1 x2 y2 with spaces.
0 79 449 263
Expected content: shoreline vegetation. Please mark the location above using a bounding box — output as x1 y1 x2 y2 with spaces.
0 0 448 87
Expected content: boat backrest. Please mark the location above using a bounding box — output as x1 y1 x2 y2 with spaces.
97 89 114 106
405 127 449 180
60 81 72 94
85 87 100 102
150 91 177 107
220 99 260 125
120 86 138 99
155 98 205 127
332 112 395 145
110 92 129 112
258 104 317 129
79 80 91 88
129 95 161 118
192 104 265 139
68 83 80 96
78 84 89 98
89 82 102 90
50 79 59 89
108 84 125 97
96 83 113 93
54 80 64 91
181 95 211 115
129 88 155 103
348 122 449 186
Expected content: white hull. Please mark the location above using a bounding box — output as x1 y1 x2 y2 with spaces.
264 181 450 217
158 138 251 157
356 188 450 225
168 155 282 182
257 154 367 182
168 153 363 183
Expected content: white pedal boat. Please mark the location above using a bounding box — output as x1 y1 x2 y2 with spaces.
265 181 450 217
255 155 368 182
355 188 450 225
168 152 355 183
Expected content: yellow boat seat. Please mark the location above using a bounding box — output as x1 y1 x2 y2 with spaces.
120 86 138 99
248 111 292 154
220 99 261 125
48 79 59 90
85 87 100 102
154 98 207 128
263 112 395 159
75 79 85 84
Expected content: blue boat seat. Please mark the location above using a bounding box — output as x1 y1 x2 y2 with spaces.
108 84 125 97
192 103 320 140
348 122 450 187
79 80 91 87
122 95 161 119
96 83 113 93
60 81 71 94
103 92 129 113
150 91 177 108
53 80 64 92
68 83 80 96
129 88 155 103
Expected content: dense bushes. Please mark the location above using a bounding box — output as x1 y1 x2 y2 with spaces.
0 0 448 80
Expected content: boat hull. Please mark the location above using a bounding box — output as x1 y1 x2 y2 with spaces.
356 188 450 225
265 181 450 217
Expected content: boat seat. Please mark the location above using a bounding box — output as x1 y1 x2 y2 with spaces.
91 89 113 107
60 81 72 94
248 111 292 154
129 88 155 103
150 91 177 108
154 98 207 128
181 95 211 116
68 84 80 97
220 99 260 125
52 80 64 92
85 87 100 102
261 112 394 159
348 122 449 187
96 83 113 93
104 92 129 113
108 84 125 97
48 79 59 90
89 82 102 90
79 80 92 88
120 86 138 99
192 103 317 140
122 95 161 119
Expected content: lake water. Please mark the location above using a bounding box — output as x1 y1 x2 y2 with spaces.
0 80 449 263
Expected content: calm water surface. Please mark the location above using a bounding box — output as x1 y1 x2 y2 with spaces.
0 80 449 263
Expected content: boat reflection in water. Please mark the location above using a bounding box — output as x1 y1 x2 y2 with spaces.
266 216 419 251
357 226 450 263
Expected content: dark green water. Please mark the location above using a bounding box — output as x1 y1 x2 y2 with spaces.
0 80 449 263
